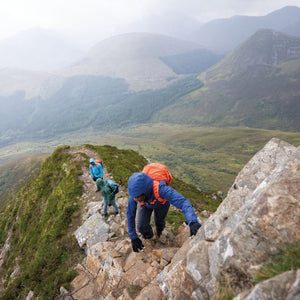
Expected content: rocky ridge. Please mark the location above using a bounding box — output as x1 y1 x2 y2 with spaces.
60 138 299 299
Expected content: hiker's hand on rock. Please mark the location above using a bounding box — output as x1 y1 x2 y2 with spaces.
131 238 144 252
189 222 201 236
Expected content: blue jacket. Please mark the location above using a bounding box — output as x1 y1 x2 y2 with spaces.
89 158 103 179
126 172 198 240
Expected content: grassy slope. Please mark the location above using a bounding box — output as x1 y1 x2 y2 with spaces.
0 146 84 299
0 154 47 209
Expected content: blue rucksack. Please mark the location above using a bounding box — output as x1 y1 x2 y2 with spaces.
106 179 119 195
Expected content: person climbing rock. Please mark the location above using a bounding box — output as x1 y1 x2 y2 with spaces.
89 158 103 192
96 178 119 218
126 164 201 252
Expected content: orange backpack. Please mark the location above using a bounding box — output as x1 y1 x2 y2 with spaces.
142 163 173 205
95 159 103 166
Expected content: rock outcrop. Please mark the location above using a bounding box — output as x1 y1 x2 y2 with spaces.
66 138 300 299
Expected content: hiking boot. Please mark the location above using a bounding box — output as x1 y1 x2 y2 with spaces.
103 213 108 219
115 212 119 215
156 230 162 239
95 187 101 192
142 228 154 239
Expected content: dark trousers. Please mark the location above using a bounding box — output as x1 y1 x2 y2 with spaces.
137 202 170 238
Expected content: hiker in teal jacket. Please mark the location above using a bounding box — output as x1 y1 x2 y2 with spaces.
127 172 201 252
96 178 119 218
89 158 103 192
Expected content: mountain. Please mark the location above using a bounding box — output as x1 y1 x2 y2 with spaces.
61 32 221 91
0 139 299 299
0 32 220 99
154 29 300 132
0 28 300 148
190 6 300 53
0 144 218 298
0 27 84 71
0 33 220 146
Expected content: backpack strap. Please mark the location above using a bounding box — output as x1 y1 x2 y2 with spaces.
93 163 102 174
139 180 167 206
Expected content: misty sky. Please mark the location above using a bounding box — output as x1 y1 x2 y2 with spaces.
1 0 300 48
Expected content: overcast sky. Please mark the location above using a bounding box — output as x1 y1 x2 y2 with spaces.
1 0 299 48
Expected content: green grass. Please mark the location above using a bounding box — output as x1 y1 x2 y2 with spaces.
0 145 85 299
84 144 148 187
166 210 187 234
253 240 300 283
0 154 47 209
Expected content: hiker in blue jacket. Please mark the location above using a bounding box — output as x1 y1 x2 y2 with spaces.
89 158 103 192
127 172 201 252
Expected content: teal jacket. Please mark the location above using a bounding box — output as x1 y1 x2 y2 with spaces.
96 178 118 204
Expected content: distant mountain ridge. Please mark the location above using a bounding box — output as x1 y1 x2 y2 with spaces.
61 32 218 91
190 6 300 53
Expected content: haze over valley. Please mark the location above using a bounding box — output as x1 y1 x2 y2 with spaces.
0 5 300 193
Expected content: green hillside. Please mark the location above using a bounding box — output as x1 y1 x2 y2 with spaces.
0 154 46 209
155 29 300 132
0 144 219 299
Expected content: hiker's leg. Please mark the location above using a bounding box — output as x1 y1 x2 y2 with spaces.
137 205 154 239
111 197 119 214
102 197 108 216
154 201 170 233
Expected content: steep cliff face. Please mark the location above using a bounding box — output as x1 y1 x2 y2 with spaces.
67 138 299 299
